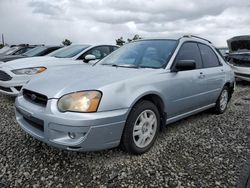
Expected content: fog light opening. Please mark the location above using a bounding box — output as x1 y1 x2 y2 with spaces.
68 132 76 139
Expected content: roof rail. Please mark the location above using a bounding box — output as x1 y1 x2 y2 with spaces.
182 35 212 44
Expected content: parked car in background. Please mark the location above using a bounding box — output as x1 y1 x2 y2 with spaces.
0 44 118 95
15 36 235 154
217 47 229 60
227 35 250 81
0 46 61 63
48 44 118 61
0 45 37 57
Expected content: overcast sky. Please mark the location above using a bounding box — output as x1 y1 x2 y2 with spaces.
0 0 250 47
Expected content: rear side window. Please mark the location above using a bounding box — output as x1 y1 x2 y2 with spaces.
198 44 221 68
175 42 202 69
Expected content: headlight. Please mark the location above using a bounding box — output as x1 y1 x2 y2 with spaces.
11 67 46 75
57 91 102 112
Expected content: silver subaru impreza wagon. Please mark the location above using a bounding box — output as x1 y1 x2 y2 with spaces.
15 36 235 154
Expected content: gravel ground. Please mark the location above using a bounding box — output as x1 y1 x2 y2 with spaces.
0 81 249 188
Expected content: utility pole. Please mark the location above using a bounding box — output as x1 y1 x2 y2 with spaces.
2 34 4 46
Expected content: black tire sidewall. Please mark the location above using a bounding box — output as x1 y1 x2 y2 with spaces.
121 100 160 154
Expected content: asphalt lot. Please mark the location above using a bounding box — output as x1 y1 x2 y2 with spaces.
0 81 249 187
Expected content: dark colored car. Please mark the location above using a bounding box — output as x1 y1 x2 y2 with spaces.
0 46 62 63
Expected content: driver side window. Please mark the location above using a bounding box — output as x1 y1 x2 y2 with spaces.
79 46 110 60
175 42 202 70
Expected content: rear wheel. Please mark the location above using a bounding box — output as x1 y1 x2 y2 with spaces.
121 100 160 154
213 86 229 114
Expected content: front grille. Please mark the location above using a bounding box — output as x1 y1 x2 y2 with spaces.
0 70 12 81
0 85 12 92
235 72 250 78
231 58 250 67
23 89 48 106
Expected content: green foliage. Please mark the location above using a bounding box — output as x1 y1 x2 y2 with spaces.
62 39 72 46
116 34 142 46
116 37 126 46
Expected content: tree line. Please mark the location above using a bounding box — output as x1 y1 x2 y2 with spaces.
0 35 142 49
116 34 142 46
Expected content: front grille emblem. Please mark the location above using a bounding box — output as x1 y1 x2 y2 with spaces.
31 94 37 101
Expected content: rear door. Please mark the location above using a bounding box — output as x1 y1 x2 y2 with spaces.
198 43 225 104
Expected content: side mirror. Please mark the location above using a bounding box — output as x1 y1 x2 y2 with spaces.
173 60 196 72
83 54 96 63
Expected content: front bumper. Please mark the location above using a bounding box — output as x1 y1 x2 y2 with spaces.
15 95 129 151
0 68 32 96
230 65 250 81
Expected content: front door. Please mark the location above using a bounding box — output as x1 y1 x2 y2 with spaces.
165 42 207 118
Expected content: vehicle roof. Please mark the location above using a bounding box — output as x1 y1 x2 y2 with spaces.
132 35 213 45
35 45 62 48
71 44 118 47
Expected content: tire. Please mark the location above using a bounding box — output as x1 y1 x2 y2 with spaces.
237 159 250 188
213 86 229 114
121 100 160 155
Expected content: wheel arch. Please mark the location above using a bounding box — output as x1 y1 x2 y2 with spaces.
224 81 234 100
128 92 167 129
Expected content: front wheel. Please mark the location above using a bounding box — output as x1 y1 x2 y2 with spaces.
213 86 229 114
237 159 250 188
121 100 160 155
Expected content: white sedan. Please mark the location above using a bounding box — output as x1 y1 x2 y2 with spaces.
227 36 250 82
0 44 118 95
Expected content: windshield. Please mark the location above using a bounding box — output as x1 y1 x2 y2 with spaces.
4 47 19 55
23 46 47 57
99 40 177 69
50 45 89 58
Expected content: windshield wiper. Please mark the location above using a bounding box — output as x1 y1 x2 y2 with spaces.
137 65 162 69
53 55 64 58
101 63 138 68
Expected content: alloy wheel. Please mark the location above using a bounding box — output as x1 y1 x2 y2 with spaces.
133 110 157 148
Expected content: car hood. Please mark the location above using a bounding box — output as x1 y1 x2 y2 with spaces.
25 65 156 99
227 36 250 53
0 56 78 69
